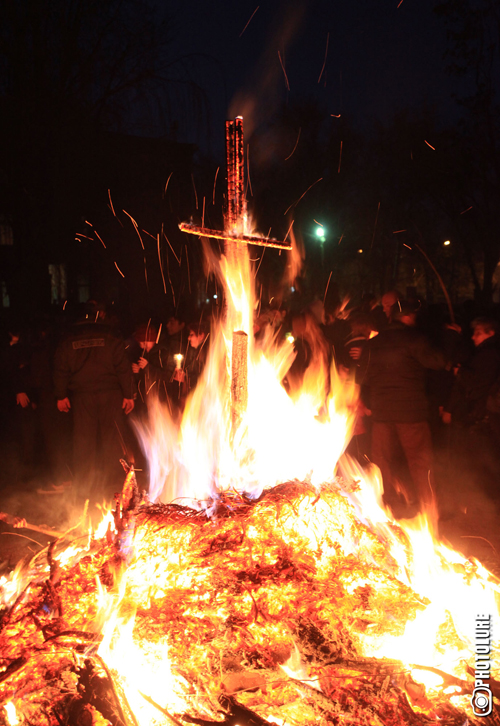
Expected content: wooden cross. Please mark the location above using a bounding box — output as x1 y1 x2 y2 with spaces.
179 117 291 435
179 116 292 252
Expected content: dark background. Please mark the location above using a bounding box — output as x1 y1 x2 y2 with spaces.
0 0 499 332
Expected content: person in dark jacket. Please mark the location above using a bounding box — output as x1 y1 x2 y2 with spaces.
442 317 500 501
364 302 447 516
53 302 134 499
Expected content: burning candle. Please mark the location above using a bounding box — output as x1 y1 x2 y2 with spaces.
174 353 184 369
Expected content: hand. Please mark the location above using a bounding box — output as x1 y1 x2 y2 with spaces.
122 398 135 415
349 346 362 361
57 397 71 413
441 411 452 425
137 356 149 369
16 392 30 408
173 368 186 382
131 363 140 373
445 323 462 333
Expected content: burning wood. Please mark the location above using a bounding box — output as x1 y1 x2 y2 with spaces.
0 479 498 725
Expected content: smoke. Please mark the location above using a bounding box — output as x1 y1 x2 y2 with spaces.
229 1 307 138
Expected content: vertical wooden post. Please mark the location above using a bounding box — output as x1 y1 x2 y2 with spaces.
225 117 249 436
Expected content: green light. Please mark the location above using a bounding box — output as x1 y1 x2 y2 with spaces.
315 226 325 238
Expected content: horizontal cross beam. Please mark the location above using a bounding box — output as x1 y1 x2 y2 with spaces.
179 222 292 251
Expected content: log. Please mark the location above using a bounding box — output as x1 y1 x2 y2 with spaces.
231 330 248 434
0 511 64 539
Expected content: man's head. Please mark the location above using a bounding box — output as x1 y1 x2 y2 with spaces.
471 317 498 347
133 323 157 352
381 290 400 317
188 322 209 349
166 315 185 336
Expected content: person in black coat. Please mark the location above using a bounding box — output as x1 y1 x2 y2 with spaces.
442 317 500 501
364 302 447 516
53 302 134 499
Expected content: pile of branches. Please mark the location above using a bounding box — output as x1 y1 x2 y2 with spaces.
0 476 496 725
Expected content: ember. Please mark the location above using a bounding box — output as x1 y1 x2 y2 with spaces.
0 477 499 725
0 117 499 725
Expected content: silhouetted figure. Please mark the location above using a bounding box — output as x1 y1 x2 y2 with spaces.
53 301 134 501
364 302 447 517
443 317 500 503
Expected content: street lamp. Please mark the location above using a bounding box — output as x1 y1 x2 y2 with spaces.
315 226 326 243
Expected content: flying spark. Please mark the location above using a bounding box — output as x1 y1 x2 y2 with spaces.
278 50 290 91
114 261 125 278
285 128 301 161
239 6 259 37
318 32 330 83
284 177 323 215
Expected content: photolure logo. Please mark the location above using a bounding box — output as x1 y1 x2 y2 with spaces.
471 614 493 717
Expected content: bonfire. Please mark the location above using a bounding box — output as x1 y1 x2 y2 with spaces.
0 118 499 726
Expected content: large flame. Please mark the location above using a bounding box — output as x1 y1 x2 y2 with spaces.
1 220 499 725
137 234 356 505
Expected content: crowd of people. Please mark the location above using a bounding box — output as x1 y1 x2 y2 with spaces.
1 290 500 520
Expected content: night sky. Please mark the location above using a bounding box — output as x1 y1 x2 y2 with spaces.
168 0 465 152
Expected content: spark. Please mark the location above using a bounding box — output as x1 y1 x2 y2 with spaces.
460 206 473 214
338 233 344 244
370 202 381 250
284 177 323 215
94 231 107 249
318 32 330 83
393 229 407 234
323 271 333 304
285 128 301 161
166 251 175 306
278 50 290 91
338 140 343 174
143 255 149 292
122 210 144 250
63 300 67 310
255 247 266 278
75 233 93 241
424 140 436 150
403 243 412 249
213 167 219 205
284 219 295 242
108 189 117 217
84 220 93 226
247 144 253 196
158 234 167 294
164 172 173 198
156 323 162 344
185 245 191 294
141 229 156 241
191 173 199 210
331 113 341 118
239 6 259 37
397 0 404 6
114 261 125 278
163 232 181 265
313 220 323 227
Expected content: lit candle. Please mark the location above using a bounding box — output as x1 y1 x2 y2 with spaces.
174 353 184 369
